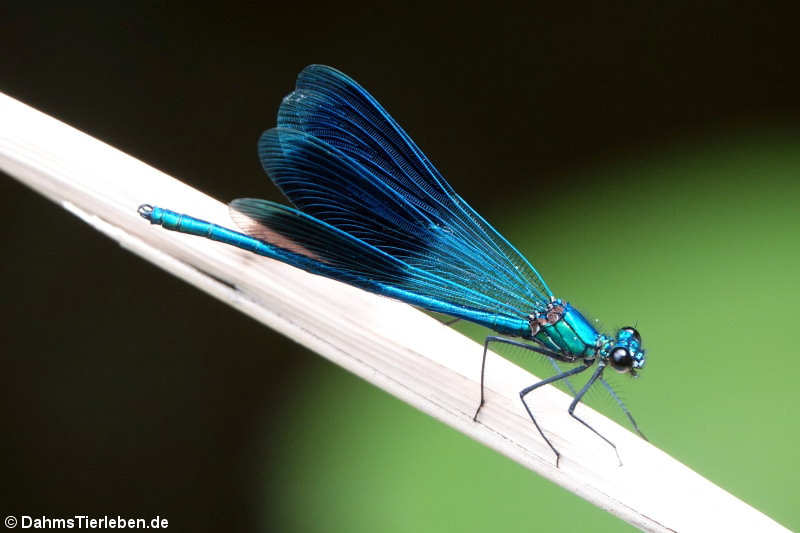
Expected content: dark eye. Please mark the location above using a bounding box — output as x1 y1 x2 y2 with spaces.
610 347 633 373
621 327 641 342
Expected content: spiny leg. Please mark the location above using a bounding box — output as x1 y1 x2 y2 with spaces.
519 364 591 467
549 359 578 396
598 376 648 441
474 336 574 421
568 364 623 466
441 317 461 326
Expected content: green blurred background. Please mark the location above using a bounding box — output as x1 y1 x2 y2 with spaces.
2 4 798 532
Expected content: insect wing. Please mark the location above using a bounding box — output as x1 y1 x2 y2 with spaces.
229 196 527 321
265 65 553 315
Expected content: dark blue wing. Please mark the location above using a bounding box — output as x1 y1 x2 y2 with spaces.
229 198 531 335
257 128 539 319
272 65 551 311
267 65 552 312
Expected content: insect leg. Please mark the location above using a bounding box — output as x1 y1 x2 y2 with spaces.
549 359 578 396
474 336 572 421
598 376 648 441
519 363 591 467
568 364 623 466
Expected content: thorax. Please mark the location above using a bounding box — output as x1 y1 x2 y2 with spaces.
527 300 608 358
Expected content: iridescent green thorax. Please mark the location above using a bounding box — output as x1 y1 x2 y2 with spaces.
528 300 604 358
526 298 647 374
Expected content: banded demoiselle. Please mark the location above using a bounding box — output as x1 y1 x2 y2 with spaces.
138 65 647 466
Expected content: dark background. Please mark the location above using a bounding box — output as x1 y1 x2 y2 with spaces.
2 3 799 531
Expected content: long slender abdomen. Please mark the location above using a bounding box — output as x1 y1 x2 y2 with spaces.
139 204 265 253
138 204 533 339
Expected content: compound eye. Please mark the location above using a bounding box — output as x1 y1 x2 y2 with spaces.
621 327 641 343
610 347 633 373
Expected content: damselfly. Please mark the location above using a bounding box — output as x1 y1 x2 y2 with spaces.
139 65 647 466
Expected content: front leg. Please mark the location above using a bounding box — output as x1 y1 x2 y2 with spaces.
598 376 648 441
568 363 623 465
